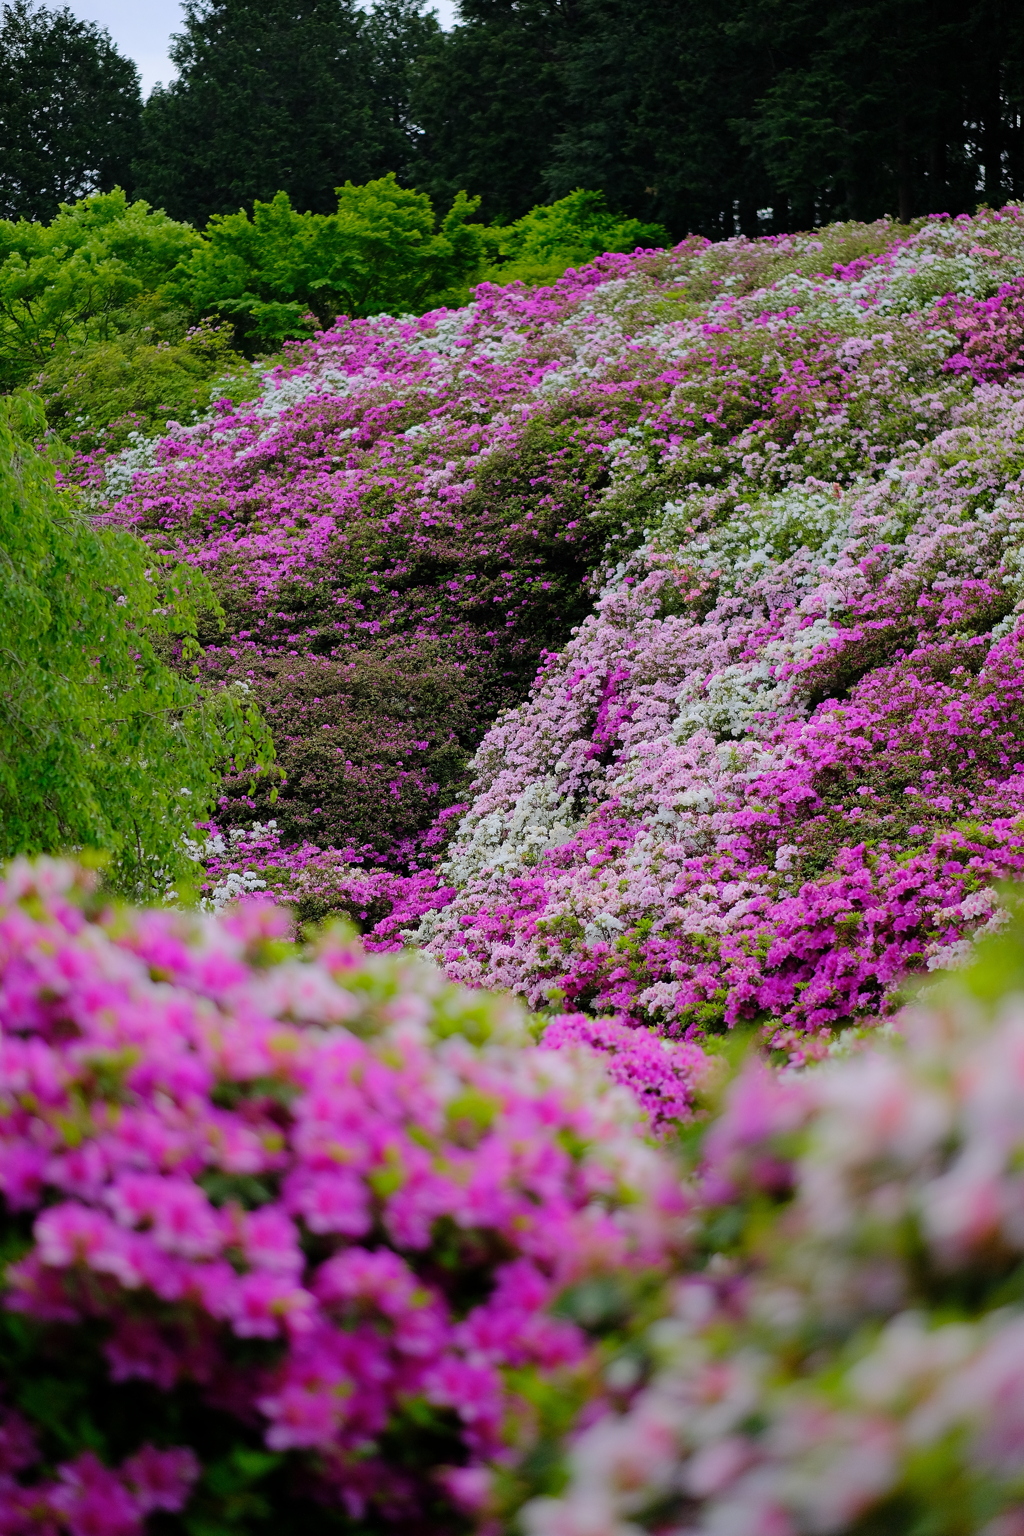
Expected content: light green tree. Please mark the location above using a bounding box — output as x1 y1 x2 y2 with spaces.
167 173 487 351
476 187 670 289
0 188 201 391
0 393 276 896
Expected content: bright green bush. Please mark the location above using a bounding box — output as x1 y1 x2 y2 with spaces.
0 188 257 452
166 181 672 352
0 189 200 391
476 188 670 291
0 393 275 895
166 174 489 351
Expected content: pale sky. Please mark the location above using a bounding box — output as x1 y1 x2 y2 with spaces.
65 0 458 97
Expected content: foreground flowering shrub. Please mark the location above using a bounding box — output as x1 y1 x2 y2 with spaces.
523 918 1024 1536
0 860 686 1533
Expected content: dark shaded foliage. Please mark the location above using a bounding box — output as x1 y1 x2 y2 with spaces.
0 0 142 222
133 0 386 225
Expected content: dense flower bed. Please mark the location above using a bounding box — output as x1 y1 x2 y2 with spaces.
102 207 1024 1042
0 860 686 1533
522 919 1024 1536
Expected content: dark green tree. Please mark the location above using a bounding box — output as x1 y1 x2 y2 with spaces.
409 0 572 225
546 0 775 238
739 0 974 224
960 0 1024 211
133 0 381 224
405 0 1024 240
0 0 142 222
362 0 442 185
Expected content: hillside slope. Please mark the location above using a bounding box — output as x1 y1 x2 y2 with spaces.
105 208 1024 1045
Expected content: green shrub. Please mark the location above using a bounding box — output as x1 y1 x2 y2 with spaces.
476 187 670 291
167 182 673 352
166 174 488 351
0 188 200 391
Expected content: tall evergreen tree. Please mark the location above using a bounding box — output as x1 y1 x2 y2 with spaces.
363 0 442 186
409 0 571 225
0 0 142 222
133 0 381 224
405 0 1024 239
547 0 775 238
960 0 1024 210
739 0 974 224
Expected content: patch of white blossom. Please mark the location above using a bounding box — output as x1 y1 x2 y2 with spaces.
926 887 1012 971
183 821 280 912
436 778 580 888
660 484 853 591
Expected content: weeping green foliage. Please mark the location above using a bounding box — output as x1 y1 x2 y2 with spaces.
0 394 276 895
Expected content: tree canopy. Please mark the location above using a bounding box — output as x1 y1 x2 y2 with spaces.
133 0 410 226
166 175 488 350
0 0 143 222
0 189 200 392
6 0 1020 238
414 0 1024 236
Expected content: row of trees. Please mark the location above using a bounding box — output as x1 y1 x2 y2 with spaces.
2 0 1024 237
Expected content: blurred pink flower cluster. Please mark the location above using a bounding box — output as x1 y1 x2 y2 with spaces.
0 859 686 1529
0 1432 197 1536
525 937 1024 1536
540 1014 711 1129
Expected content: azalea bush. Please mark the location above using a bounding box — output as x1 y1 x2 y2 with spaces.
0 858 687 1533
96 204 1024 1043
522 915 1024 1536
97 291 630 855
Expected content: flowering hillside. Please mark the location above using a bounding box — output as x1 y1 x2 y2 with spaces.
0 859 683 1533
104 207 1024 1046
